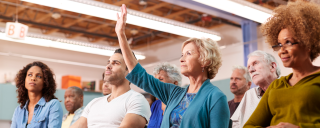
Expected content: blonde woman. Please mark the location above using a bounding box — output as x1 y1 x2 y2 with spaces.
115 4 230 128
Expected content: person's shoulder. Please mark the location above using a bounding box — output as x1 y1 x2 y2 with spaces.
127 90 146 100
207 83 226 97
228 99 234 104
269 77 285 89
247 87 258 93
48 99 60 103
13 105 23 113
90 96 105 103
46 99 61 107
203 83 228 104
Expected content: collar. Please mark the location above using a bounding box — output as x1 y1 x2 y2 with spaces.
74 106 84 113
255 87 265 98
68 106 84 115
23 97 46 109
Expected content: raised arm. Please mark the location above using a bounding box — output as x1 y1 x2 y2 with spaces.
115 4 137 72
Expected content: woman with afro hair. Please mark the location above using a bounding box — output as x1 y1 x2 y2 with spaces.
11 61 63 128
244 0 320 128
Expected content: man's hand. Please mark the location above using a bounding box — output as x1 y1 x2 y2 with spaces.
115 4 127 36
267 122 299 128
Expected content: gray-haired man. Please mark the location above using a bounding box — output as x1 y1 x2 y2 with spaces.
231 50 281 128
228 66 251 117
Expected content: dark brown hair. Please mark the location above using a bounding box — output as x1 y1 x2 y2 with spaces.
15 61 58 108
261 0 320 61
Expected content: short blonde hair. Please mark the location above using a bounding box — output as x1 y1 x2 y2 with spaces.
181 38 222 79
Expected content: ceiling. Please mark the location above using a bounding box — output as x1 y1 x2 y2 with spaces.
0 0 240 49
247 0 290 9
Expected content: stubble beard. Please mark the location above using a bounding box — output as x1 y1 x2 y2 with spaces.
104 72 125 86
231 84 248 95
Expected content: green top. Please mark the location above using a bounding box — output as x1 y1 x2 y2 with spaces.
244 71 320 128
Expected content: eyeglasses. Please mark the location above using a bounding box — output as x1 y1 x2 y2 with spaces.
272 41 299 51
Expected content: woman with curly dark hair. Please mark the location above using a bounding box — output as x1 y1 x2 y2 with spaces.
11 61 63 128
244 1 320 128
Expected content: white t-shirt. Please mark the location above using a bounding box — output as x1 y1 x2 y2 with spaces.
81 90 151 128
231 87 262 128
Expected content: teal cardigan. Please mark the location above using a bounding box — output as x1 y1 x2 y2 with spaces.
126 63 230 128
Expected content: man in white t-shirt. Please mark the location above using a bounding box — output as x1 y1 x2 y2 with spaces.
70 49 151 128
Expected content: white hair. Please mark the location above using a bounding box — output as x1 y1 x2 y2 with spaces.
248 50 281 77
153 62 182 86
232 65 252 83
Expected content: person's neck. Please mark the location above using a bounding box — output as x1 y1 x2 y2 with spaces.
258 74 277 91
187 73 208 93
233 94 245 103
291 62 319 80
108 81 131 101
70 105 83 114
28 92 42 107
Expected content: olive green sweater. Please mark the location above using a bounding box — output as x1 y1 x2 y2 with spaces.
244 71 320 128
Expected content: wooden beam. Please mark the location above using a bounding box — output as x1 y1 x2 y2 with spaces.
140 3 169 13
45 15 92 34
4 3 33 17
91 37 106 43
261 3 275 10
35 13 52 22
165 9 190 19
114 0 132 6
0 2 33 22
208 24 224 29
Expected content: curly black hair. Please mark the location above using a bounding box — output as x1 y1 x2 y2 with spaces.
15 61 58 108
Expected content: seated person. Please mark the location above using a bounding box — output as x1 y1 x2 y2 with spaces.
62 86 84 128
244 1 320 127
11 61 63 128
70 49 151 128
148 62 182 128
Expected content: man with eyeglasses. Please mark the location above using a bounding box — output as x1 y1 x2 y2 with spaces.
231 50 280 128
70 49 151 128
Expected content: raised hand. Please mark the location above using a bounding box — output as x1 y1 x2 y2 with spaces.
115 4 127 36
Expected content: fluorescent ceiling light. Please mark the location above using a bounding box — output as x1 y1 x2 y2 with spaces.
0 32 146 60
193 0 272 23
21 0 221 41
